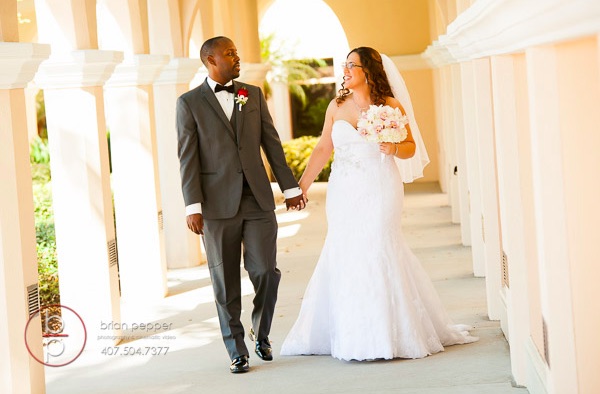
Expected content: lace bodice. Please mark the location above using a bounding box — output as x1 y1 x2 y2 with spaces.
330 120 394 175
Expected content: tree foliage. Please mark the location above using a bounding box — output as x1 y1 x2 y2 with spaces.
260 33 327 108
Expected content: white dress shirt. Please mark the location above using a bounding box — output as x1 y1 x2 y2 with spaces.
207 77 234 120
185 77 301 216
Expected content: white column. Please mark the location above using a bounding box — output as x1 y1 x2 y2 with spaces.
554 36 600 394
449 63 471 243
104 54 169 302
0 41 49 394
34 50 124 347
526 46 578 394
153 57 205 269
490 54 531 386
268 80 293 141
460 61 485 276
472 58 502 320
239 62 270 90
189 67 207 90
431 68 448 194
24 85 39 141
436 66 458 221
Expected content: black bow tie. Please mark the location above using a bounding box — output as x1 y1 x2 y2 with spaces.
215 84 234 93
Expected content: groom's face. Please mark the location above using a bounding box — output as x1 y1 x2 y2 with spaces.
209 39 241 84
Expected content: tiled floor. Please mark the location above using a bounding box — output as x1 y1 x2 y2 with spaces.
45 182 528 394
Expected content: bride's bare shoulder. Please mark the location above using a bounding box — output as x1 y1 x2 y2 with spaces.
329 97 356 123
385 96 401 107
385 96 407 114
327 97 346 117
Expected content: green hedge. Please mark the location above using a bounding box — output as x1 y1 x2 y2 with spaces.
282 136 333 182
31 149 60 307
30 136 50 164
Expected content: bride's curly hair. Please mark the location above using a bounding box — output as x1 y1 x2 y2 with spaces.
336 47 393 106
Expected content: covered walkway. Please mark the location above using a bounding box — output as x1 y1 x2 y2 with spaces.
45 183 527 394
3 1 600 392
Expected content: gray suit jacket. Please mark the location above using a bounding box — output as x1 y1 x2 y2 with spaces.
176 79 298 220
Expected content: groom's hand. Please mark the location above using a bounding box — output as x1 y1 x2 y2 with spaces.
186 213 204 235
285 194 306 211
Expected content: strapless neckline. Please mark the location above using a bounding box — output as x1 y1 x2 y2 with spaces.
331 119 371 149
334 119 358 130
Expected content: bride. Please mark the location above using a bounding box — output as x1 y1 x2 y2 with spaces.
280 47 478 361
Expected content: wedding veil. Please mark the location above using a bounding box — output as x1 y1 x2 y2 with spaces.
381 54 430 183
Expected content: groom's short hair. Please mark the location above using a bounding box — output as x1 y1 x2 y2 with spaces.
200 36 231 67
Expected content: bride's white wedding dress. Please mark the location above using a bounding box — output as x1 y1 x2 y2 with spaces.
280 120 478 361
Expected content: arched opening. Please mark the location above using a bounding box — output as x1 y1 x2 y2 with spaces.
258 0 348 141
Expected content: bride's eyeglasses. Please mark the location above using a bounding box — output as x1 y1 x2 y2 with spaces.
341 62 363 70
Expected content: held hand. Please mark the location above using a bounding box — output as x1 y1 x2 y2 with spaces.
299 186 309 204
379 142 397 156
186 213 204 235
285 194 306 211
299 179 311 197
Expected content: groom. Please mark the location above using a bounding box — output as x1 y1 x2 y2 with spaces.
176 36 306 373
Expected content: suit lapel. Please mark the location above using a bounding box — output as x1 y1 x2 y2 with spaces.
232 81 245 144
200 81 236 142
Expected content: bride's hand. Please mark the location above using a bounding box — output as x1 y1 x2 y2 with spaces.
299 179 310 196
300 187 309 202
302 193 309 204
379 142 397 156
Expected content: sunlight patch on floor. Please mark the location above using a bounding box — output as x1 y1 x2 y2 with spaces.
278 223 301 239
276 209 310 223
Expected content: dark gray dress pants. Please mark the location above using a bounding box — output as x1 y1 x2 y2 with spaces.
203 193 281 360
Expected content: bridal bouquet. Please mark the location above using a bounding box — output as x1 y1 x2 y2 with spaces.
357 105 409 143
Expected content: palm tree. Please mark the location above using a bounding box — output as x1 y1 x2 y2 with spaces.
260 33 327 109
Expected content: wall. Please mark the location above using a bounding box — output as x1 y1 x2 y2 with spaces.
426 0 600 392
256 0 439 183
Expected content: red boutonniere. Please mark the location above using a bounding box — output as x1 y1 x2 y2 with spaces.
235 87 249 111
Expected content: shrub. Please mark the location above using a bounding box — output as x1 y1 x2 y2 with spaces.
30 136 50 164
282 136 333 182
30 137 60 307
290 84 334 138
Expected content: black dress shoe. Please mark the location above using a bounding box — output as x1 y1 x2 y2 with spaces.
249 328 273 361
230 355 249 373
